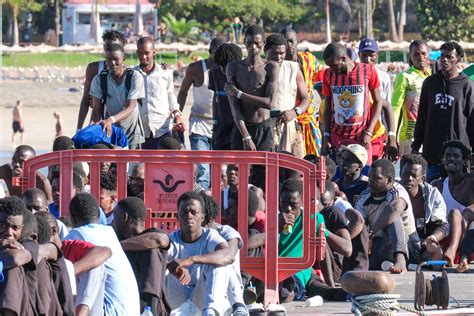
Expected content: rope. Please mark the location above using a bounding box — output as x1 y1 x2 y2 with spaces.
351 294 428 316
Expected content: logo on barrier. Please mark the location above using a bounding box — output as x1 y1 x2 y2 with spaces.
145 164 193 211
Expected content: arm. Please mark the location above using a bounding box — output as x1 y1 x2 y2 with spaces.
371 198 407 234
0 248 32 269
177 63 196 112
90 96 103 124
73 246 112 275
177 242 233 267
75 305 90 316
326 228 352 257
361 87 383 148
381 100 398 161
38 243 58 261
77 63 97 130
390 73 407 137
120 231 170 251
412 80 429 153
321 96 333 154
248 232 266 250
101 99 138 138
280 68 310 123
345 208 365 239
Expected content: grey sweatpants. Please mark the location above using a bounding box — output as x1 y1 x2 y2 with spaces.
76 265 106 316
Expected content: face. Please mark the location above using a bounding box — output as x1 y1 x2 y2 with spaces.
178 199 204 234
12 150 34 177
100 162 111 175
221 167 228 189
284 31 298 59
128 165 145 196
359 50 378 65
410 45 429 70
244 34 264 58
368 167 392 196
105 50 125 75
112 207 128 239
320 190 335 208
227 168 238 187
0 212 23 242
23 193 48 214
51 178 60 207
137 42 155 68
266 44 287 66
439 49 459 74
324 55 347 74
442 147 465 174
400 163 424 192
280 190 302 217
100 188 116 214
340 150 362 177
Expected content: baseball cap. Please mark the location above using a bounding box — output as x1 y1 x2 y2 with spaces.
339 144 368 166
359 38 379 52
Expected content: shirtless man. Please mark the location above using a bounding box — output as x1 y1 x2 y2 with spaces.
12 100 24 148
432 141 474 268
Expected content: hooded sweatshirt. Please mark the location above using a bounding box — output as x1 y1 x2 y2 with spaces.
412 72 474 164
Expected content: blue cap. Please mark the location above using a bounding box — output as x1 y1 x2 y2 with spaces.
359 38 379 52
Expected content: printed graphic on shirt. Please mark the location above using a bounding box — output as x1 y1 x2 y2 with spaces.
332 86 365 126
435 93 455 110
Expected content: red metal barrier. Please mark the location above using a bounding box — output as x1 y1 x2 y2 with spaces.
19 149 326 306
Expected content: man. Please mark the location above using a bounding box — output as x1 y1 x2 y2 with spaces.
412 41 474 182
321 42 383 165
358 38 398 161
355 159 418 273
128 163 145 197
399 154 448 262
77 30 126 130
210 43 242 150
65 193 141 315
135 37 182 149
90 43 145 149
0 145 52 201
178 38 226 190
264 33 310 157
391 40 431 157
225 187 265 233
100 174 117 224
49 171 85 219
432 141 474 267
12 100 24 149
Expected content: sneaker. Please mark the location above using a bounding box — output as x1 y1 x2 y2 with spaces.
232 302 249 316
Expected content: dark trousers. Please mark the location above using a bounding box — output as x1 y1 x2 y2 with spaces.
142 132 172 149
343 225 369 273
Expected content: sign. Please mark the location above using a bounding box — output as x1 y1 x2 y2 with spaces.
145 163 193 212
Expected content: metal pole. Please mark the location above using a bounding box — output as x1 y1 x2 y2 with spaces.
55 0 60 47
325 0 331 43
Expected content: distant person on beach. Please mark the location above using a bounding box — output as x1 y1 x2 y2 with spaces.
12 100 25 149
54 112 63 138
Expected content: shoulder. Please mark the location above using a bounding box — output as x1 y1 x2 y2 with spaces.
186 61 202 74
389 182 409 201
265 60 279 70
85 61 100 77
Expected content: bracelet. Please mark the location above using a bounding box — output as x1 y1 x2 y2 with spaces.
388 131 396 137
236 90 243 99
110 116 116 123
364 131 373 137
323 132 330 138
242 135 252 141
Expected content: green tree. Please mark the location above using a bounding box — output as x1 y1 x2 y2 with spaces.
4 0 43 46
415 0 473 41
161 12 201 43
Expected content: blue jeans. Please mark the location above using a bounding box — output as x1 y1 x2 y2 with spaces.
190 133 211 190
427 164 441 183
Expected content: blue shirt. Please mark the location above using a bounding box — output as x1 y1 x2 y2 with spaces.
48 203 108 225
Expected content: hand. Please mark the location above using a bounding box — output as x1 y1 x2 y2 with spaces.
282 211 296 226
243 138 257 151
279 110 297 124
225 83 239 97
322 135 332 156
100 117 114 138
176 267 191 285
172 114 186 132
160 63 170 70
1 240 24 250
175 257 194 269
359 133 372 149
384 136 399 162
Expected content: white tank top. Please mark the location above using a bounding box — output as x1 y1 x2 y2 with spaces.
190 60 214 138
275 61 298 111
442 177 465 214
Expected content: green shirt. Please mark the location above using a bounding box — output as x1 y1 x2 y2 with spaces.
463 65 474 81
279 211 328 287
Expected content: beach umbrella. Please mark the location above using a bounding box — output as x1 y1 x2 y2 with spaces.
132 0 143 36
90 0 101 44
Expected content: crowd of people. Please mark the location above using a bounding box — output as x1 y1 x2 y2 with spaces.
0 26 473 316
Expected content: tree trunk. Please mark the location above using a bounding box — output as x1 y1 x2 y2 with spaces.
325 0 331 42
387 0 399 42
365 0 373 38
397 0 406 41
12 6 20 46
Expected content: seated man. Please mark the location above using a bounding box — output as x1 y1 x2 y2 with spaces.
355 159 418 273
49 171 84 219
65 193 140 315
399 154 448 262
128 163 145 198
99 174 117 224
225 188 265 234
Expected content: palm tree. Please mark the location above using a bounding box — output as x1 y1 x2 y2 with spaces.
161 13 200 43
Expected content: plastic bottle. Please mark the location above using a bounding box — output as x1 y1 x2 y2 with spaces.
305 295 323 307
282 224 293 235
141 306 153 316
381 260 394 271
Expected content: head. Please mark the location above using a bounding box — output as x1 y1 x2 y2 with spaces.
137 36 155 68
0 197 26 242
11 145 36 177
226 164 239 187
69 193 100 227
340 144 368 178
199 192 219 227
409 40 430 71
91 143 113 174
227 188 259 227
157 136 182 150
177 191 205 236
323 42 352 74
320 180 336 208
35 211 58 243
400 154 427 193
20 209 38 241
209 37 226 60
112 197 147 240
104 43 125 76
439 41 464 75
358 38 379 65
214 43 243 73
100 173 117 215
51 172 84 207
368 159 395 197
441 140 471 174
22 188 48 214
16 100 22 107
53 136 75 151
102 30 126 48
264 34 287 66
281 28 298 60
325 157 337 180
35 214 51 244
280 179 303 218
244 25 265 59
128 163 145 197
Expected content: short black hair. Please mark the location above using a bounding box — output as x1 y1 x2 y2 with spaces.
209 37 226 54
0 196 26 216
100 173 117 191
214 43 243 68
91 142 114 149
116 197 147 224
323 42 347 61
281 168 301 181
15 145 36 156
281 27 296 38
177 191 204 210
158 136 182 150
73 172 84 192
53 136 75 151
371 159 395 180
23 188 47 206
105 43 125 54
245 25 265 39
324 180 335 197
35 214 51 244
325 157 337 180
400 154 428 174
227 164 238 173
35 211 57 228
21 210 38 240
264 33 287 53
200 192 219 226
228 188 260 217
102 30 126 45
281 179 303 196
137 36 154 47
440 41 464 60
69 193 100 223
409 40 429 54
442 140 471 161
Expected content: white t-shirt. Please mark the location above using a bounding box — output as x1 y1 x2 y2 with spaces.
65 223 140 316
376 68 392 102
64 258 77 296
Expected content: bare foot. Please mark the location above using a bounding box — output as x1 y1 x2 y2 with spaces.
390 253 407 274
443 248 456 267
457 257 470 273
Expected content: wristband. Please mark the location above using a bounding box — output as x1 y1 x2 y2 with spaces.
323 132 330 138
236 90 243 99
110 116 116 123
388 131 396 137
364 131 373 137
242 136 252 141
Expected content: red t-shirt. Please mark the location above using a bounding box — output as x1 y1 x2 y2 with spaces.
322 63 380 141
61 239 96 263
250 210 266 233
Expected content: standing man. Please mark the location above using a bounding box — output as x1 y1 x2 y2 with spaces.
412 41 473 182
321 42 383 165
135 37 182 149
391 40 431 157
12 100 25 148
90 43 145 149
178 37 225 190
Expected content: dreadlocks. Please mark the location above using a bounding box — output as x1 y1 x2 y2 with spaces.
214 43 243 69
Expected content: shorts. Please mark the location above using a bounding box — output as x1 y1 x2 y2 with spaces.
12 121 24 133
371 134 386 161
231 118 274 152
330 133 373 165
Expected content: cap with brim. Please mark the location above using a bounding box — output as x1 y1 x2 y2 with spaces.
339 144 368 166
359 38 379 52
